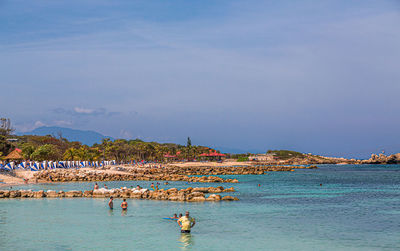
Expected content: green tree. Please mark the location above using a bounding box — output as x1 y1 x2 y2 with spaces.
31 144 60 161
21 143 36 160
186 137 192 160
63 147 77 160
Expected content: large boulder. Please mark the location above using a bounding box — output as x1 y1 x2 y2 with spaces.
83 190 93 197
46 190 58 198
33 190 45 198
192 187 209 193
20 190 34 198
222 187 235 193
221 196 239 201
65 191 83 197
206 194 221 201
0 190 10 198
9 190 21 198
189 196 206 202
208 186 224 193
166 188 178 194
187 192 204 200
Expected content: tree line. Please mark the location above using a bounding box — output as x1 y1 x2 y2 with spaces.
0 118 221 162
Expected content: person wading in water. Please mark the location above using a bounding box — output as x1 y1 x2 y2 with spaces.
108 197 113 209
177 211 196 233
121 199 128 210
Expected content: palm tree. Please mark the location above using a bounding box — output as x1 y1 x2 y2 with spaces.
63 148 77 160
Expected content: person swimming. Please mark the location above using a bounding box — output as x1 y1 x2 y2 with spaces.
121 199 128 210
94 183 99 190
171 214 179 220
104 184 108 189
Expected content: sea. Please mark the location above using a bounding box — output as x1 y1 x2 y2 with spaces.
0 164 399 251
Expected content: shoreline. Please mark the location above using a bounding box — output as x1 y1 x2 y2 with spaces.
1 162 317 187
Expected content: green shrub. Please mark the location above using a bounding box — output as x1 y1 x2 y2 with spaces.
237 156 249 162
267 150 304 160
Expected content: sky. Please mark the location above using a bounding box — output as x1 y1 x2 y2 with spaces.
1 0 400 158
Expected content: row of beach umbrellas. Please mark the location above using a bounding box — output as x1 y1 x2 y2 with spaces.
0 160 117 171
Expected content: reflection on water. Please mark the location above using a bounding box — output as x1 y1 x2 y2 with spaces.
121 210 127 216
179 233 194 250
108 209 114 216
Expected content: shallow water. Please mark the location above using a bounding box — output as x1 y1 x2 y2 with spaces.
1 165 399 250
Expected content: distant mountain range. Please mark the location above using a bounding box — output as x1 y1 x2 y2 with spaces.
17 126 113 146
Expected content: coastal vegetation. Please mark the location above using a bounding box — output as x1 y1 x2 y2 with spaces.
266 150 305 160
0 118 221 162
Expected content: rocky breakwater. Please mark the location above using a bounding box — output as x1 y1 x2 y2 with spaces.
0 186 239 202
33 169 238 183
136 165 311 177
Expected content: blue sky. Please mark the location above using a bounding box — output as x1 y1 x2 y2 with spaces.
1 0 399 158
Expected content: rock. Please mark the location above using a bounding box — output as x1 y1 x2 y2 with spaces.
0 190 10 198
206 194 221 201
21 190 34 198
187 192 204 200
65 191 83 197
120 191 131 198
222 187 235 192
33 190 45 198
192 187 209 193
93 190 106 198
222 196 235 201
130 193 142 199
0 186 239 202
166 188 178 194
46 190 58 198
9 190 21 198
83 190 93 197
189 196 206 202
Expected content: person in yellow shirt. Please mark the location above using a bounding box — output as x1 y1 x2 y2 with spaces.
177 211 196 233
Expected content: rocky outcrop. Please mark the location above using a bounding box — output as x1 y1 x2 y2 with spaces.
33 169 238 183
0 186 239 202
361 153 400 164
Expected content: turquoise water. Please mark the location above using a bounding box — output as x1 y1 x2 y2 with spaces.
1 165 399 250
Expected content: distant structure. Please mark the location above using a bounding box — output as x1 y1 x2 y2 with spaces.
248 153 276 162
5 148 23 161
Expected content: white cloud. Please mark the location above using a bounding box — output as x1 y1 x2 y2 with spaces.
34 120 46 127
